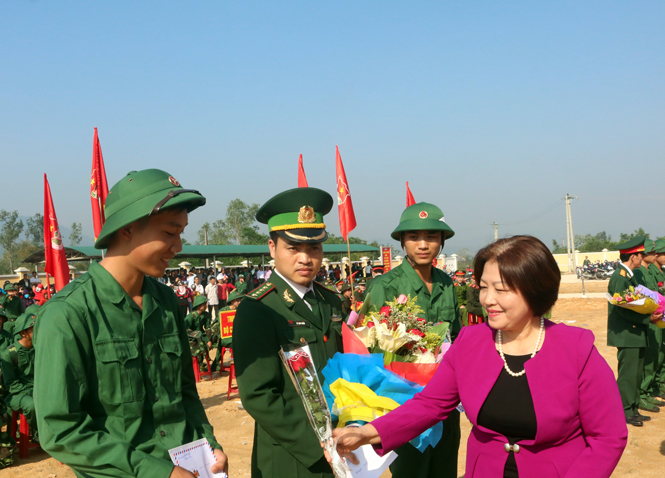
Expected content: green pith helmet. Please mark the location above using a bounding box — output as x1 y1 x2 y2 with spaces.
4 283 16 292
341 284 352 293
95 169 206 250
14 312 36 335
25 303 41 316
226 290 245 303
256 187 333 243
390 202 455 242
655 239 665 253
192 295 208 308
643 239 657 254
617 235 646 254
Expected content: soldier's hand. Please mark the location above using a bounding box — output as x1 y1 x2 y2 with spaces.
169 466 196 478
650 311 664 323
460 305 466 309
207 341 212 349
210 448 229 475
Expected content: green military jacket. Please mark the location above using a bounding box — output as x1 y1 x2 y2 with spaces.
235 281 248 294
634 264 659 291
34 262 220 478
454 282 468 307
465 284 484 316
184 310 211 333
648 263 665 286
0 327 12 350
233 273 344 478
0 296 24 320
607 264 652 348
365 261 461 339
0 339 34 403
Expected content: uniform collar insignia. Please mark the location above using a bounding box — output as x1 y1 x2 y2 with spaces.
283 289 295 303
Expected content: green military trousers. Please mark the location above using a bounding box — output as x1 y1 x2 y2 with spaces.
640 324 663 399
389 409 460 478
9 393 37 430
617 347 645 417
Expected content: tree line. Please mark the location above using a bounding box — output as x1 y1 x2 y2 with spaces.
551 228 665 255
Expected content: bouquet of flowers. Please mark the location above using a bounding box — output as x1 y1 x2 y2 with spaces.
351 294 449 365
279 344 349 478
607 286 660 315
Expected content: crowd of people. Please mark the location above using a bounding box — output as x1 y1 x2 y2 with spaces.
0 168 658 478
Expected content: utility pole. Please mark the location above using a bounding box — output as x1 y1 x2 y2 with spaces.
490 222 499 241
564 194 578 273
204 225 209 268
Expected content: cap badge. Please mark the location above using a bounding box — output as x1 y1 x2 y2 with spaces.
419 211 428 219
169 176 180 187
298 206 316 224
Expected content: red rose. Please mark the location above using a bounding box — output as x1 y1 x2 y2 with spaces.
407 328 420 335
659 282 664 288
290 354 309 373
419 331 426 338
416 317 426 324
380 306 391 317
419 346 427 353
367 321 375 329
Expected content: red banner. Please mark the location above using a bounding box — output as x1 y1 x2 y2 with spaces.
406 181 415 207
91 127 109 240
335 146 357 241
381 247 392 272
297 154 308 187
44 174 70 292
220 310 236 339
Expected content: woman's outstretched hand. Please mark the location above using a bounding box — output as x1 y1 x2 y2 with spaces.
322 425 381 465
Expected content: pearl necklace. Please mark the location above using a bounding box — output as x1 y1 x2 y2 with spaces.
496 317 545 377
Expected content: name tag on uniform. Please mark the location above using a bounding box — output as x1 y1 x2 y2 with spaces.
288 320 310 328
331 314 343 322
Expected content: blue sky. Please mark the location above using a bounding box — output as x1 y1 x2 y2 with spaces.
1 1 663 254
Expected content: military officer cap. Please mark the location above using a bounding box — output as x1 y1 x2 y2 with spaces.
255 187 333 243
455 270 466 276
616 235 647 255
227 290 245 303
192 295 208 308
14 311 36 335
95 169 206 250
373 266 385 273
655 239 665 253
390 202 455 241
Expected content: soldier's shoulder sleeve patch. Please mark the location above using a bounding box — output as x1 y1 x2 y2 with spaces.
246 282 275 300
620 269 626 277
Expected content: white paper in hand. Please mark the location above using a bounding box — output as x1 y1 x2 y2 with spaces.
344 445 397 478
168 438 227 478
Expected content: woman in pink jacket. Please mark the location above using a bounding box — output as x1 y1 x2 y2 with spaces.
332 235 627 478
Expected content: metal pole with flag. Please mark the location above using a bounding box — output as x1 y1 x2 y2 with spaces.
297 154 309 187
44 174 70 292
335 146 357 286
406 181 416 207
91 127 109 241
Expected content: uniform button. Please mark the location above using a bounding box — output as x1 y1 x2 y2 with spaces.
323 335 328 342
159 431 166 437
147 357 153 364
633 325 637 329
300 338 306 344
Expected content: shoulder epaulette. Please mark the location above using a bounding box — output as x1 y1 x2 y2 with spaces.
246 282 275 300
620 269 626 277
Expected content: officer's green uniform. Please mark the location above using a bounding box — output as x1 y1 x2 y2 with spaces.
366 202 461 478
233 187 344 478
34 169 220 478
607 236 653 419
652 239 665 394
1 311 37 430
466 282 484 317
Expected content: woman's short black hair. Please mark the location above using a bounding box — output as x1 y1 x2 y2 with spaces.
473 235 561 317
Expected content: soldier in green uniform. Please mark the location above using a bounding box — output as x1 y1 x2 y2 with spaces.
465 275 485 324
635 240 665 409
339 284 353 316
365 202 461 478
1 310 37 433
209 290 244 373
34 169 227 478
653 239 665 395
353 279 365 302
185 295 211 373
235 275 248 295
607 236 663 427
233 187 345 478
0 307 12 350
0 284 24 337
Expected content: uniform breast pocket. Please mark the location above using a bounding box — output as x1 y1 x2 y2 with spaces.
158 333 184 392
94 338 145 404
287 327 318 347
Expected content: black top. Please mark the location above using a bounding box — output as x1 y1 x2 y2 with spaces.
477 353 537 478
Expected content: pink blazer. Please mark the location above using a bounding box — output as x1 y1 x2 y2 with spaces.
372 321 627 478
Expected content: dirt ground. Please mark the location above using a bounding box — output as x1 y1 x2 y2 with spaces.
2 298 665 477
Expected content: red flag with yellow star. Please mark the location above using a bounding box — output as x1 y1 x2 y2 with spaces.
90 127 109 240
335 145 356 241
44 174 70 291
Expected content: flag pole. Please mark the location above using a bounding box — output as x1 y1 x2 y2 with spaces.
346 237 353 287
45 272 51 299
